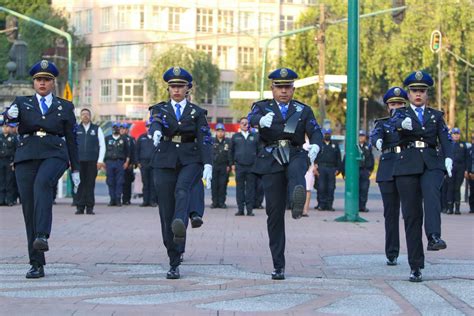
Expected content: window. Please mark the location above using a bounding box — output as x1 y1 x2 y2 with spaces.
117 5 144 30
200 92 213 105
280 15 294 32
100 46 113 68
169 7 184 31
84 79 92 105
73 11 82 34
116 43 145 66
239 11 252 31
217 46 230 69
196 44 213 58
259 13 274 33
117 79 144 102
100 7 112 32
238 47 255 67
100 79 112 103
218 10 233 33
151 6 166 30
84 9 93 34
216 81 233 105
197 8 213 33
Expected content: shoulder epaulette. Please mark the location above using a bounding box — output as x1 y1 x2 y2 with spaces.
148 101 166 111
293 99 308 107
374 116 390 124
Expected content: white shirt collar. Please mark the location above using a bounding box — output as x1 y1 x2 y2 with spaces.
82 122 91 132
241 130 249 139
410 103 425 113
171 99 186 112
36 93 53 106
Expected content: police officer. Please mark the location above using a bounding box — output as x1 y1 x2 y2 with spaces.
248 68 323 280
211 123 231 209
75 108 105 215
7 123 20 204
135 121 157 207
230 117 259 216
0 121 17 206
370 86 408 266
315 128 341 211
148 66 212 279
357 130 374 212
3 60 80 278
104 122 130 207
468 134 474 213
120 123 136 205
446 127 468 215
391 71 453 282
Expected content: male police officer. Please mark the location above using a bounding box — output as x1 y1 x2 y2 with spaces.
248 68 322 280
230 117 259 216
355 130 375 212
370 87 408 266
104 122 130 207
0 121 17 206
120 123 136 205
75 108 105 215
446 127 468 215
391 71 453 282
316 128 341 211
148 66 212 279
3 60 80 278
211 123 231 209
136 121 157 207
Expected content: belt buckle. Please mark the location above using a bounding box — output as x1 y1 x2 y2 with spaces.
278 140 288 146
394 146 401 153
36 131 47 137
415 141 425 148
172 135 182 143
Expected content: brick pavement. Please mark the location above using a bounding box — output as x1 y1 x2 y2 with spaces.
0 183 473 316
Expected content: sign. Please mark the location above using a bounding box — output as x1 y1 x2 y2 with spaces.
63 82 73 101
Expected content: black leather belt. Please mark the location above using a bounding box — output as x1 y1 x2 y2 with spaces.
382 146 401 154
23 131 60 138
162 135 196 143
265 140 302 149
318 162 338 167
403 141 436 149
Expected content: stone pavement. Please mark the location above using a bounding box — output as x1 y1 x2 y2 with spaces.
1 184 473 316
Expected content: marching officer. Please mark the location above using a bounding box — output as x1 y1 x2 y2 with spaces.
3 60 80 278
230 117 259 216
120 123 136 205
104 122 130 207
370 86 408 266
210 123 231 209
446 127 468 214
357 130 374 212
248 67 323 280
135 121 157 207
0 121 17 206
315 128 341 211
75 108 105 215
390 70 453 282
148 66 212 279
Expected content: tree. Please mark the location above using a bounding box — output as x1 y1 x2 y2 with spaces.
146 46 220 104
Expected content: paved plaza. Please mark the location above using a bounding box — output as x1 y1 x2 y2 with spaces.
1 182 473 315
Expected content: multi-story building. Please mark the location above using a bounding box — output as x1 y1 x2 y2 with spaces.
52 0 316 123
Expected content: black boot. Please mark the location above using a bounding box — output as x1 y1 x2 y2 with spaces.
454 202 461 215
446 202 453 214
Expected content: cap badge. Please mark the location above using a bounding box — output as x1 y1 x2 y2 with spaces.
40 60 49 69
280 68 288 78
394 88 401 96
415 71 423 80
173 67 181 76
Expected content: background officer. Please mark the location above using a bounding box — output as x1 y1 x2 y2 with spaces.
104 122 130 207
370 86 407 266
148 66 212 279
391 70 453 282
468 133 474 213
357 130 374 212
120 123 136 205
3 60 80 279
248 67 323 280
230 117 259 216
315 128 341 211
446 127 468 215
75 108 105 215
211 123 231 209
0 121 17 206
135 121 157 207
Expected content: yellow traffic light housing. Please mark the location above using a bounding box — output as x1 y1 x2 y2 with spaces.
430 30 442 53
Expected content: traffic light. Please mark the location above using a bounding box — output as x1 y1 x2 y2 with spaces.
430 30 442 53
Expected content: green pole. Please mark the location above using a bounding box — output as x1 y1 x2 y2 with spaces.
336 0 366 222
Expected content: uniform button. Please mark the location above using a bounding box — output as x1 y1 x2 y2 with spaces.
422 127 425 130
42 116 45 119
420 149 423 152
420 137 423 140
176 144 180 147
178 122 181 125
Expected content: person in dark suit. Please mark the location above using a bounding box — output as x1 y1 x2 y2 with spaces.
390 71 453 282
210 123 231 209
136 121 157 207
148 67 212 279
370 87 408 266
120 123 136 205
0 122 17 206
445 127 468 214
357 130 375 212
3 60 80 279
248 67 323 280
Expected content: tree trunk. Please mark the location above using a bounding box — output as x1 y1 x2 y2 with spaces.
448 58 457 127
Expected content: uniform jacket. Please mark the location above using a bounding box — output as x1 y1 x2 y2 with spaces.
135 132 154 164
104 135 129 161
0 132 17 160
123 134 136 164
230 132 259 166
452 141 469 172
3 95 79 171
148 100 212 168
370 117 399 182
213 137 231 167
316 140 342 170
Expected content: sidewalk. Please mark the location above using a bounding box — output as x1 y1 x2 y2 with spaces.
1 189 473 315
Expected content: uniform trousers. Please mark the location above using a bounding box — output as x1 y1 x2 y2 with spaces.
211 164 228 206
105 159 125 202
235 164 256 213
318 166 337 208
15 157 68 265
378 181 400 259
446 167 465 204
139 162 156 205
359 168 371 210
254 176 265 207
0 158 15 204
122 167 135 203
469 179 474 211
76 161 98 208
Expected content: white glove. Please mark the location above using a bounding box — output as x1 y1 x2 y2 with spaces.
203 164 212 189
259 112 275 128
445 158 453 178
7 104 18 119
308 144 320 164
401 117 413 130
153 130 162 147
376 139 383 151
71 171 80 193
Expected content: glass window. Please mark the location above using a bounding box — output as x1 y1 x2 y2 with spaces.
117 79 144 102
218 10 233 33
280 15 294 32
100 7 112 32
169 7 184 31
100 46 113 68
216 81 233 105
73 11 82 34
217 46 229 69
84 79 92 105
117 5 144 30
100 79 112 103
239 11 252 31
238 47 255 67
116 43 145 66
84 9 93 34
197 8 213 33
151 6 167 30
196 44 213 58
259 13 274 33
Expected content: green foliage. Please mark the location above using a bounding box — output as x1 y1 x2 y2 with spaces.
146 46 220 104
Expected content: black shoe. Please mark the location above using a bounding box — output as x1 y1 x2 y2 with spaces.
210 204 218 209
33 235 49 252
386 257 398 266
247 212 255 216
409 268 422 282
313 205 320 210
7 202 14 206
271 268 285 280
116 202 122 207
171 219 186 244
220 204 227 209
25 264 44 279
446 209 453 215
86 207 95 215
139 203 150 207
255 204 264 209
108 200 116 206
151 203 158 207
291 185 306 219
190 214 203 228
75 206 84 215
122 201 131 205
427 235 447 251
166 266 180 279
180 253 184 263
235 211 245 216
454 210 461 215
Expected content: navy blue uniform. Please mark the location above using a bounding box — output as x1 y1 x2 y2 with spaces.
149 100 212 268
0 131 17 205
122 134 136 204
211 137 231 208
315 140 341 210
136 132 157 206
104 135 129 205
248 98 322 270
358 143 374 211
446 141 468 213
4 94 79 267
468 145 474 213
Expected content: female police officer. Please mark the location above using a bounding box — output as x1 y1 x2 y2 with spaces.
4 60 80 279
